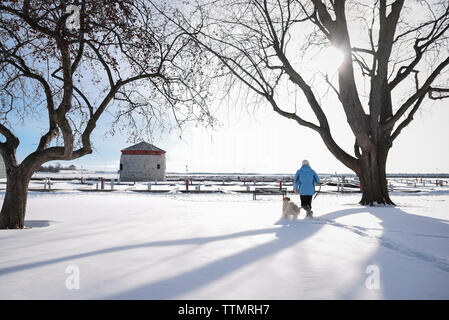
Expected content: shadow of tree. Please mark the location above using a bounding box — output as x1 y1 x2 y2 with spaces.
334 205 449 299
103 205 449 299
0 227 280 276
2 203 448 299
24 220 54 228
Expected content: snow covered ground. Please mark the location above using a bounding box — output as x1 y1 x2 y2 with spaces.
0 190 448 299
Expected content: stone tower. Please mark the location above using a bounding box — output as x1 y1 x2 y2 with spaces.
119 142 166 181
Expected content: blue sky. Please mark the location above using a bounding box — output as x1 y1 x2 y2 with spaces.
11 91 449 174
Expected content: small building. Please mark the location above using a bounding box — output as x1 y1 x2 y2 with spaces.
119 142 166 181
0 157 6 179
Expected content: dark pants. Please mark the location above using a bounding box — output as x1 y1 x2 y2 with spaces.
300 195 313 209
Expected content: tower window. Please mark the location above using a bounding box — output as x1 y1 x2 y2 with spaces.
157 164 161 169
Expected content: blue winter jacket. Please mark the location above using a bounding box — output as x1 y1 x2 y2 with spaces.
293 165 320 195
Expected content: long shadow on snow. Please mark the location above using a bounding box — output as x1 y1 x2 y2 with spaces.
0 227 280 276
103 206 449 299
1 204 448 299
334 206 449 299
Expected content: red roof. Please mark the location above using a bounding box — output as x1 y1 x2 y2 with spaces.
121 142 166 155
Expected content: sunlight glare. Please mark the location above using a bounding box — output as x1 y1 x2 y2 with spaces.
316 46 345 74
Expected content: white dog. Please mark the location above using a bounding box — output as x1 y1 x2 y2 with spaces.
281 196 301 220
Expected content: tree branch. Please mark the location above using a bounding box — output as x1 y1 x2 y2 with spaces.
428 87 449 100
385 55 449 130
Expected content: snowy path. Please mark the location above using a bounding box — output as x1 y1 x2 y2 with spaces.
306 217 449 273
0 191 448 299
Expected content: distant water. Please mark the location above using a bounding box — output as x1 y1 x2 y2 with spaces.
32 170 449 179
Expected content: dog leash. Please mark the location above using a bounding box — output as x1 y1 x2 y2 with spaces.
313 183 322 200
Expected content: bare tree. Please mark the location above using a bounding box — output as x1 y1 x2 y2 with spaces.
0 0 214 229
164 0 449 205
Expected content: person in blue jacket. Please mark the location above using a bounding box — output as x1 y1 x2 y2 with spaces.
293 160 320 217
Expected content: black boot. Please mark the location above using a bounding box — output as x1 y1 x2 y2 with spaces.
307 209 313 218
303 205 313 218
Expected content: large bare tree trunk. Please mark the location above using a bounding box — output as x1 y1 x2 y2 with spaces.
358 146 394 205
0 169 32 229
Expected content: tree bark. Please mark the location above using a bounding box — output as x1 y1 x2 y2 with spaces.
358 146 394 205
0 169 32 229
